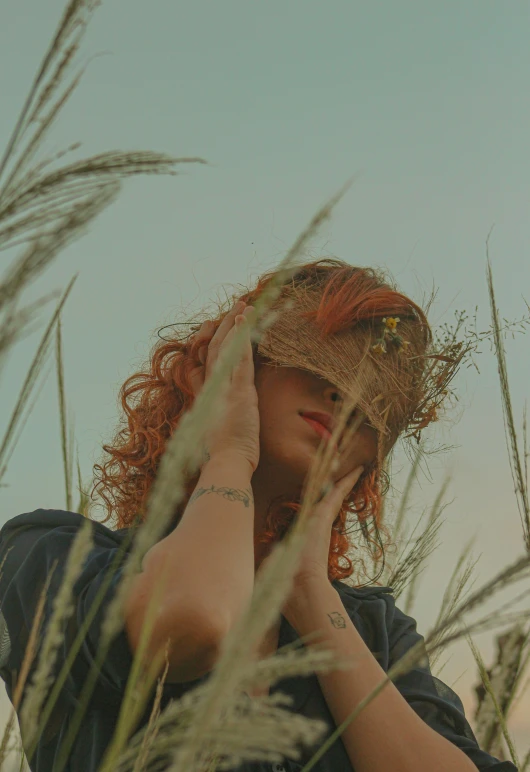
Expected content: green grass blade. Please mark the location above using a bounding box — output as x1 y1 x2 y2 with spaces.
55 314 71 511
486 234 530 546
0 276 77 485
402 477 450 615
466 630 521 768
0 0 101 182
391 442 423 549
74 447 89 517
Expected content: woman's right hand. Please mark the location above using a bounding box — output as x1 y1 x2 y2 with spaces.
187 301 260 474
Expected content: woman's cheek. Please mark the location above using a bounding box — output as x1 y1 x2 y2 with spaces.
340 431 377 472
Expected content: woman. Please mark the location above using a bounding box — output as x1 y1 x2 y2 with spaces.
0 259 517 771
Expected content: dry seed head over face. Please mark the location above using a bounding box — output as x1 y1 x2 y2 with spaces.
256 279 442 462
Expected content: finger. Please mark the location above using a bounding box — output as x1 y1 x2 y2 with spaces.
188 308 245 393
215 307 254 384
338 465 364 495
211 301 245 347
232 308 256 383
191 320 215 349
190 322 215 366
317 465 363 507
205 300 246 377
188 363 205 396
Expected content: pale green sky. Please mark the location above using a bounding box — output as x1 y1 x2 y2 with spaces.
2 0 530 757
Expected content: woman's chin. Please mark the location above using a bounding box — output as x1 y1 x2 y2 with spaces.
277 450 321 489
256 436 326 489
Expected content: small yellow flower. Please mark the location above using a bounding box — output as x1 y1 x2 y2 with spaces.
372 341 387 355
384 317 400 331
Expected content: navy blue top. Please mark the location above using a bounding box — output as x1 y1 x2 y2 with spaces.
0 509 518 771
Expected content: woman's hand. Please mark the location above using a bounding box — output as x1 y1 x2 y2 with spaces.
258 464 364 619
187 301 261 474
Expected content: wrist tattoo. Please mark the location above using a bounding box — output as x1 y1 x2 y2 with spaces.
327 611 347 629
189 484 254 508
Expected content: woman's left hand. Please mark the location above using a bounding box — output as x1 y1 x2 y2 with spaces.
258 464 364 622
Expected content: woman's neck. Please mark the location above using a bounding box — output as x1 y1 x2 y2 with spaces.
251 459 302 573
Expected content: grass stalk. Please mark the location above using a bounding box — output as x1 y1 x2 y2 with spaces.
23 520 140 767
0 277 77 484
75 449 90 516
429 538 478 673
486 232 530 547
19 520 94 750
386 476 449 602
0 565 57 767
467 631 521 768
402 476 450 615
391 442 423 550
56 314 72 511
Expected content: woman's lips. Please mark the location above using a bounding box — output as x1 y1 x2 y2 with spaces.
301 415 335 444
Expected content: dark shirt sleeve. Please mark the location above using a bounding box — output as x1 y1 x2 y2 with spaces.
0 510 136 740
386 597 519 771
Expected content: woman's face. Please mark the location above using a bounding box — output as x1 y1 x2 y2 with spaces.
254 360 378 487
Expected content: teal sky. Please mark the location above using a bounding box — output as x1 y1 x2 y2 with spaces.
2 0 530 756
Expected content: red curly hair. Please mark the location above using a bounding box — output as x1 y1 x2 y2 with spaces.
89 259 432 587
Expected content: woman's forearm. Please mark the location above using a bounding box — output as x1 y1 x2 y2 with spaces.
286 580 478 772
142 451 256 639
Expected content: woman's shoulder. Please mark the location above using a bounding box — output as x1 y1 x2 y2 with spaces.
331 578 419 663
0 508 140 700
332 577 395 597
332 577 396 613
332 578 420 635
0 508 132 548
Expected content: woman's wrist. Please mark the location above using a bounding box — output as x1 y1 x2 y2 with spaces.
200 448 256 479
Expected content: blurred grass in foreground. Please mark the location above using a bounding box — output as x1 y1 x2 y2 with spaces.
1 1 530 770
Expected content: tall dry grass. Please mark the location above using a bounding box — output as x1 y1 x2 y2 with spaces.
1 2 530 771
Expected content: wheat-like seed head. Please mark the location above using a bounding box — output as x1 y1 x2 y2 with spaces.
20 519 94 753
